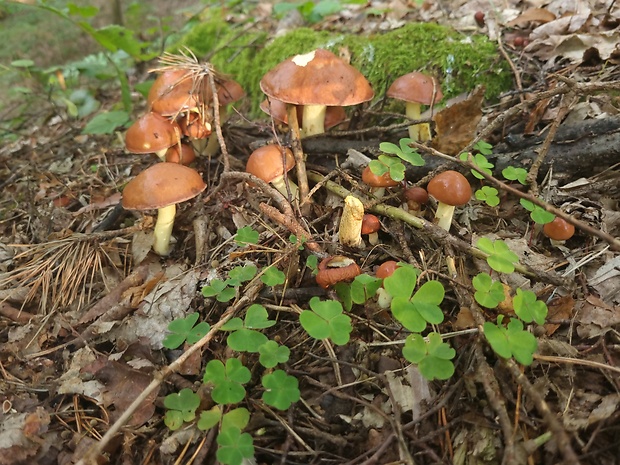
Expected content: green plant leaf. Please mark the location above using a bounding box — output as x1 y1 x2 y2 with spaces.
472 273 506 308
262 370 300 410
513 289 547 325
222 407 250 431
473 140 493 155
502 166 528 184
484 316 537 365
402 333 455 380
163 313 210 349
261 266 286 286
369 159 389 176
226 265 258 287
82 110 130 134
334 282 353 311
258 340 291 368
299 297 352 345
520 199 555 224
202 279 227 297
244 304 276 329
197 406 222 431
216 427 255 465
476 237 519 273
461 152 493 179
235 226 259 245
203 359 251 405
164 410 185 431
475 186 500 207
350 274 382 304
163 388 200 427
383 265 418 300
391 296 427 332
227 329 268 353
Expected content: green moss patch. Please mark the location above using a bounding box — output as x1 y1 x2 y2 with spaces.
177 17 512 117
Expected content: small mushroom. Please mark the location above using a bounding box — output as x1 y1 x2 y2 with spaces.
387 72 442 141
404 186 429 215
246 144 298 199
543 217 575 245
362 166 399 198
125 112 182 161
315 255 361 289
122 163 206 256
338 195 365 248
427 170 471 231
361 214 381 245
165 142 196 165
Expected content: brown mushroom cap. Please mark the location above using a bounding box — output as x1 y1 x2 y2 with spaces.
387 72 443 105
260 49 374 107
147 69 193 108
315 255 361 289
543 217 575 241
178 112 212 139
362 166 399 188
260 99 346 129
165 143 196 165
216 79 245 106
125 112 181 154
427 170 471 206
361 214 381 235
246 145 295 183
404 186 429 205
376 260 399 279
122 163 206 210
149 71 201 117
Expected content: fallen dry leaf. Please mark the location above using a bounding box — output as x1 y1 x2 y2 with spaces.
432 86 485 155
545 295 574 336
506 7 556 27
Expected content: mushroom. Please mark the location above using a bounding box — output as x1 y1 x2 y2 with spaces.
246 144 298 199
362 165 399 198
122 163 206 256
404 186 429 215
260 48 374 137
376 260 399 308
149 69 201 117
260 98 346 132
543 217 575 245
165 142 196 165
338 195 365 248
125 112 182 161
361 214 381 245
315 256 361 289
387 72 442 141
179 112 212 140
427 170 471 231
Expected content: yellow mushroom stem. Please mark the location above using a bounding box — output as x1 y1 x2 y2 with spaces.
153 204 176 256
301 104 327 137
338 195 364 248
270 175 299 200
405 101 431 142
434 202 456 231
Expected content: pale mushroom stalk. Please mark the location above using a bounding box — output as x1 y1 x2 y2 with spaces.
152 204 176 256
405 102 423 141
271 175 299 199
301 104 327 137
338 195 365 248
434 202 456 231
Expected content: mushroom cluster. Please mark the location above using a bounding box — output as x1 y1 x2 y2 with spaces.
125 56 244 164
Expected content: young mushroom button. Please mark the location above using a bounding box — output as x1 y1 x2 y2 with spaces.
246 145 298 199
427 170 471 231
122 163 206 256
543 217 575 243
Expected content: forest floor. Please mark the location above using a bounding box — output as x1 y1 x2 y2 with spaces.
0 1 619 464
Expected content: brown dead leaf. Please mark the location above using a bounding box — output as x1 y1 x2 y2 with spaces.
506 8 556 27
545 295 574 336
575 295 620 339
0 407 51 465
432 86 485 155
454 307 475 329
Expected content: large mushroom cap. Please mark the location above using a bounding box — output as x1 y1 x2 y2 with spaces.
246 145 295 183
125 112 181 154
122 163 206 210
260 49 374 107
387 72 443 105
427 170 471 206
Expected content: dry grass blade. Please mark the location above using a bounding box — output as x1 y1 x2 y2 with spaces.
0 232 127 313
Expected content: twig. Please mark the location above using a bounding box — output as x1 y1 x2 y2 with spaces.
288 104 311 216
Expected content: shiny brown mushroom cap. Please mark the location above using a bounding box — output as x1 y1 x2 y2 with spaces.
147 69 193 108
260 99 346 129
376 260 399 279
216 79 245 106
387 72 443 105
165 143 196 165
427 170 471 206
361 214 381 235
122 163 206 210
246 145 295 183
125 112 181 154
315 255 361 289
260 49 374 107
362 166 399 188
543 217 575 241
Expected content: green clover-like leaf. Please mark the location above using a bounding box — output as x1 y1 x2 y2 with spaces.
261 266 286 286
520 199 555 224
222 407 250 431
163 313 211 349
299 297 352 345
383 265 419 300
483 316 537 365
216 427 255 465
402 333 455 380
203 359 251 405
475 186 500 207
513 289 547 325
350 274 382 305
476 237 519 273
197 406 222 431
472 273 506 308
502 166 528 185
226 265 258 287
163 388 200 429
258 340 291 368
235 226 259 245
262 370 301 410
